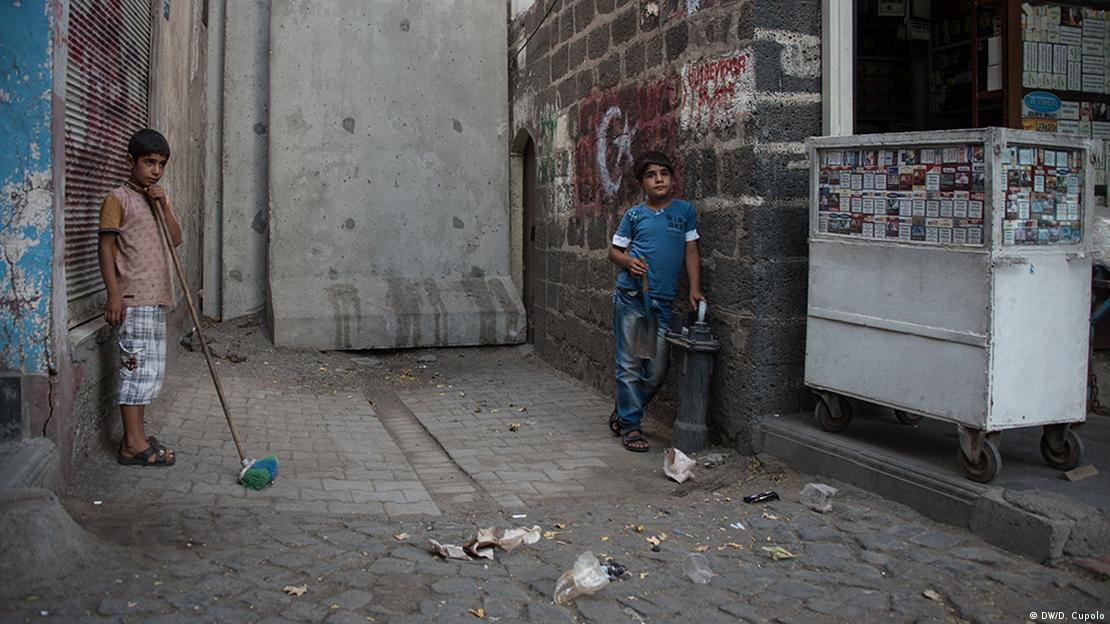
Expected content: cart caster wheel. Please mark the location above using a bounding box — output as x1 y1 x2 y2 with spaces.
1040 430 1084 471
958 439 1001 483
814 392 853 433
894 409 922 426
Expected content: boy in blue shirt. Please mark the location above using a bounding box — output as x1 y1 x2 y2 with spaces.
607 151 704 452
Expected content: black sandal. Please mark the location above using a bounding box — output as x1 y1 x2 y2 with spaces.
609 410 621 437
117 445 176 467
621 429 650 453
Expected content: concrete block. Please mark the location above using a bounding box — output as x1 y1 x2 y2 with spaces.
220 0 270 319
269 1 514 350
969 490 1072 561
588 26 609 60
664 21 688 62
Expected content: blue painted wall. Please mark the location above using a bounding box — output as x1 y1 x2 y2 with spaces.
0 0 55 374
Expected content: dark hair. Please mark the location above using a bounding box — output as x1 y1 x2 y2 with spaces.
128 128 171 159
633 151 673 181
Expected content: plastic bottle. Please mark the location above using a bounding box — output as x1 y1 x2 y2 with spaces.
553 551 610 605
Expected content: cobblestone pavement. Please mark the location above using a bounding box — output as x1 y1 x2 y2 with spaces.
3 326 1107 622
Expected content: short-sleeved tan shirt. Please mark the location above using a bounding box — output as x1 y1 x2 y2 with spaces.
98 186 175 306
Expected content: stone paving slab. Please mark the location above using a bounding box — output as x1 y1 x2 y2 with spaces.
73 368 440 517
396 360 661 508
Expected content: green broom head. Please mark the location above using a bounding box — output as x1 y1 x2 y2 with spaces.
240 455 278 490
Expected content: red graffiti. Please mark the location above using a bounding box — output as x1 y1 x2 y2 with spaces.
573 77 682 217
685 53 748 107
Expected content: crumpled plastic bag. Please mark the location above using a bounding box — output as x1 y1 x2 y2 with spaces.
553 551 610 605
664 448 696 483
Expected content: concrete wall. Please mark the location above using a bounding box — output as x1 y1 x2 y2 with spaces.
0 1 56 378
69 0 209 471
509 0 822 450
267 0 525 349
219 0 269 319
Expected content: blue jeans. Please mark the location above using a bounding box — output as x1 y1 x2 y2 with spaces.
613 288 673 433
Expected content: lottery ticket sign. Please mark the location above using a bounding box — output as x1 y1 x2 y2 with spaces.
816 144 988 246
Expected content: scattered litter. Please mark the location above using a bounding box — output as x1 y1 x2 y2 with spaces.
509 423 521 432
743 490 779 504
461 525 541 560
600 536 610 542
518 406 528 412
474 406 483 413
799 483 839 513
39 612 47 617
639 571 649 579
762 546 796 561
683 553 715 584
672 528 688 537
729 522 745 531
553 523 566 529
646 534 666 547
923 589 942 601
318 367 327 372
762 511 780 521
393 533 410 541
429 539 470 560
693 545 710 552
282 584 308 597
602 559 629 579
554 551 611 605
511 513 528 519
93 501 102 505
722 543 744 550
467 607 485 619
633 525 644 533
543 530 560 539
700 452 725 467
663 448 696 483
1062 465 1098 482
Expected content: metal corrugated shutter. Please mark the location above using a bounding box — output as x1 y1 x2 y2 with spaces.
64 0 151 326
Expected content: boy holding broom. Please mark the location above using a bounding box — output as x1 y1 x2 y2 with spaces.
98 128 181 466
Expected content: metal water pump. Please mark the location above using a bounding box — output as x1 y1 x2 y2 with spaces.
665 301 720 453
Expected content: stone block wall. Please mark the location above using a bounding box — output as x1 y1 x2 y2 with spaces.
510 0 822 449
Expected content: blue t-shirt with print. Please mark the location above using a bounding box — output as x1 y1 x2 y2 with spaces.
612 199 699 301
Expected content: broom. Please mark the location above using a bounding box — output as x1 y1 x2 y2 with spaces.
149 192 277 490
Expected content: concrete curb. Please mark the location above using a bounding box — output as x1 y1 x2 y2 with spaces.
755 414 1107 561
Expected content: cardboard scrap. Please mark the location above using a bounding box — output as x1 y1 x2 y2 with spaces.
428 539 470 561
664 448 696 483
430 525 542 561
1062 465 1098 481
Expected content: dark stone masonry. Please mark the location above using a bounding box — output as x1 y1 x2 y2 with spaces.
510 0 822 449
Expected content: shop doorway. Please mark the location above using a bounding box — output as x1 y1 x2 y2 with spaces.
854 0 1013 134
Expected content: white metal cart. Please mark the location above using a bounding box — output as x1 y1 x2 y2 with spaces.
805 128 1100 482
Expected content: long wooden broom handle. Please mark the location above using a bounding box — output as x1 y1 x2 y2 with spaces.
151 198 247 462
